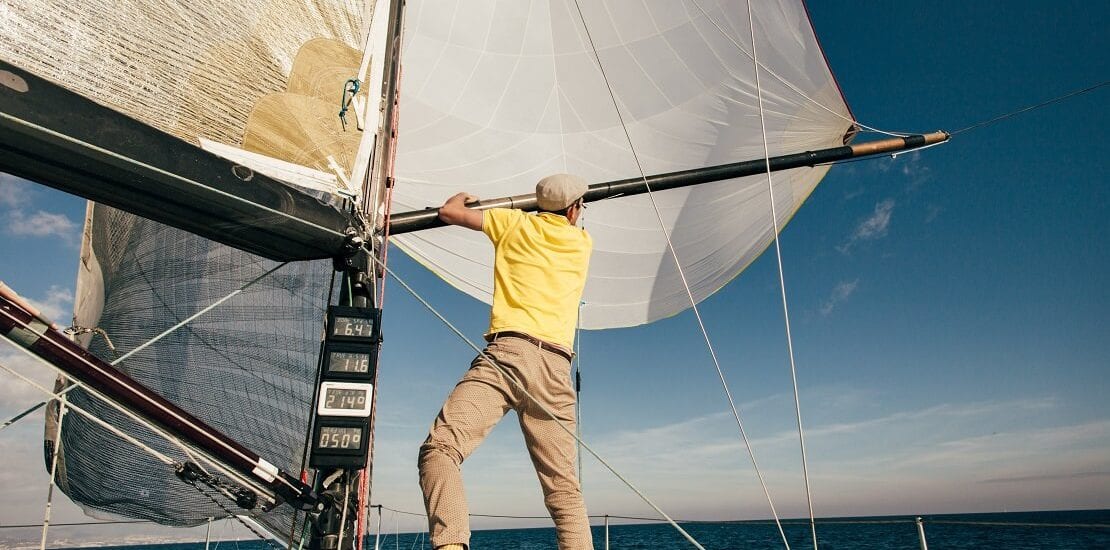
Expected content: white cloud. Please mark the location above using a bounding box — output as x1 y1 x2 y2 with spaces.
0 348 60 422
6 209 79 240
26 285 75 322
899 151 931 191
0 173 33 208
838 199 895 253
819 279 859 316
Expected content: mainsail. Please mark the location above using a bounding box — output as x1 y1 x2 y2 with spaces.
2 0 373 539
390 0 855 329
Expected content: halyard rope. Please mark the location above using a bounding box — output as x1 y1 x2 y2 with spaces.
363 251 707 550
741 1 818 548
569 1 792 547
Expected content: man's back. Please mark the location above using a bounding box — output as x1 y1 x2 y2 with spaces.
483 209 592 349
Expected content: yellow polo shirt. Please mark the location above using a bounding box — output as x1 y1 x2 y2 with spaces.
482 208 592 349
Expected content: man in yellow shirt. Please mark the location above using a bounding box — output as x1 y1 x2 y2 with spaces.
419 174 594 550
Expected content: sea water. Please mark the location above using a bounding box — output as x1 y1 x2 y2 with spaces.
62 510 1110 550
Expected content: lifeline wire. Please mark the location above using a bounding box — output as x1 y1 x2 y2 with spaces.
570 2 792 548
364 251 707 550
741 1 818 548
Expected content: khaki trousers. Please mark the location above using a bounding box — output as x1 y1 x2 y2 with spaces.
419 336 592 549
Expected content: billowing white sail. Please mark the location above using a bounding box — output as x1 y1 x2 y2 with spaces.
391 0 855 329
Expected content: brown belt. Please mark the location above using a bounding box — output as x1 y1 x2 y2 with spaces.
485 331 574 362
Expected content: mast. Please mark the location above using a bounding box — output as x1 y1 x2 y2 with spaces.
308 1 407 548
387 132 950 235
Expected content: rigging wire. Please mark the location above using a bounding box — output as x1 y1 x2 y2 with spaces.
0 326 285 505
574 301 584 485
740 1 818 548
0 350 285 550
950 80 1109 135
362 251 707 550
0 358 175 466
569 2 792 548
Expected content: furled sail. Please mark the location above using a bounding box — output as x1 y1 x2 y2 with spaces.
2 0 372 537
390 0 856 329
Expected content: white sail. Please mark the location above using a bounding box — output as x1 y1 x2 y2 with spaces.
1 0 374 537
391 0 855 329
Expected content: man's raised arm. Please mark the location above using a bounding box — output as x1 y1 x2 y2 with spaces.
437 192 483 231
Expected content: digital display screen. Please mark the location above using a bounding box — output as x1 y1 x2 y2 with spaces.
324 387 368 410
331 316 376 339
327 351 371 373
317 426 363 450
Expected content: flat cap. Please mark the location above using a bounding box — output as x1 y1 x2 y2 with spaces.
535 173 588 211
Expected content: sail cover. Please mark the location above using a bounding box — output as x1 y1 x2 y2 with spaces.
2 0 371 538
391 0 855 329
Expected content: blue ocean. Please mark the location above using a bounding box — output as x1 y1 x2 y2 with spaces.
69 510 1109 549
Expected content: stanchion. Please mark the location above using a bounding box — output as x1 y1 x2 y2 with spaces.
916 517 928 550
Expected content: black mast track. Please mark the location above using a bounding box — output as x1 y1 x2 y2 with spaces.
0 290 318 509
0 60 356 262
387 131 950 235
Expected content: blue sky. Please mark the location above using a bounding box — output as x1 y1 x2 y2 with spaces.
1 1 1107 546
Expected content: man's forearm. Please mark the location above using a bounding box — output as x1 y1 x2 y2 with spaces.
438 193 483 231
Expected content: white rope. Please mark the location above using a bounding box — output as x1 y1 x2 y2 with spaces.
0 333 276 503
741 1 818 548
686 0 914 139
338 474 351 550
0 358 175 465
569 2 792 547
114 261 291 366
367 253 707 550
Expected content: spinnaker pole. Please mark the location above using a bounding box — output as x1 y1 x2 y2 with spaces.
386 131 950 234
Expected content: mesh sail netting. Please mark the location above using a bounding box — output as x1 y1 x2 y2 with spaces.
0 0 370 539
54 204 333 537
